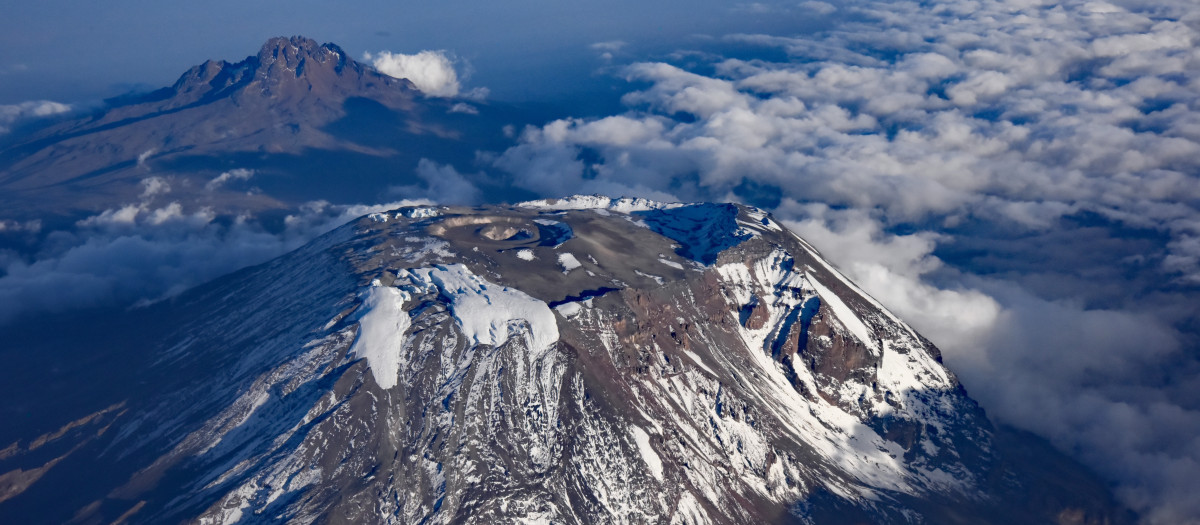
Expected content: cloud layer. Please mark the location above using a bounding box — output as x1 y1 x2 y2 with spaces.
389 159 483 205
0 100 70 133
0 189 430 324
204 168 255 191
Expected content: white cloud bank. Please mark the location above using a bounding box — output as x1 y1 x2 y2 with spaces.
591 40 628 61
364 49 486 99
491 0 1200 521
205 168 254 190
0 100 70 134
501 1 1200 282
389 159 483 205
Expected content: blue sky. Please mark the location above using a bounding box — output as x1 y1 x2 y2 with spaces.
2 0 1199 522
0 0 828 105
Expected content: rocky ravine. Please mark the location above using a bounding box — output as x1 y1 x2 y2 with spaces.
0 197 1130 524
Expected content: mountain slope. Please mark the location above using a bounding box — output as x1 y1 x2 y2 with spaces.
0 197 1130 524
0 36 527 222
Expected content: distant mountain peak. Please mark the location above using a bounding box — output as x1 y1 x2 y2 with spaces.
169 36 369 103
0 35 426 215
254 35 350 80
258 35 332 56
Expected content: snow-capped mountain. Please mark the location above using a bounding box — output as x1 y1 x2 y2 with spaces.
0 197 1129 524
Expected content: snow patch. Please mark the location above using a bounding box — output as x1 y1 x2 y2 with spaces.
400 207 440 218
681 349 718 377
350 285 412 389
518 195 682 213
555 302 583 318
741 208 781 232
630 426 664 481
714 251 920 495
635 269 665 285
406 264 559 352
877 339 951 393
558 252 582 273
672 492 711 525
534 219 575 246
658 257 684 270
805 275 878 353
790 228 922 343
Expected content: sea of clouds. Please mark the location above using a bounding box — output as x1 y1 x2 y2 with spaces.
0 173 431 324
0 100 70 134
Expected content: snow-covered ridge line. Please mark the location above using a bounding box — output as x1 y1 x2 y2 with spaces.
710 250 978 498
367 206 442 223
409 264 559 352
803 275 878 354
350 264 559 389
517 195 684 213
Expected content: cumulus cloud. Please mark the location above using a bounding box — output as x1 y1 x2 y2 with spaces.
0 219 41 234
136 149 156 169
591 40 628 61
591 41 627 52
364 49 472 98
799 1 837 15
0 100 70 134
390 158 483 205
205 168 255 190
139 176 171 198
447 102 478 115
941 276 1196 524
499 3 1200 283
491 0 1200 520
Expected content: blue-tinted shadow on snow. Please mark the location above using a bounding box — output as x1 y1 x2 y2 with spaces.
633 204 753 265
548 287 622 308
534 220 574 247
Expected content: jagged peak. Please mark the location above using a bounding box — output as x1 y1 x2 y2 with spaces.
259 35 318 55
172 36 350 86
256 35 348 72
160 35 373 104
